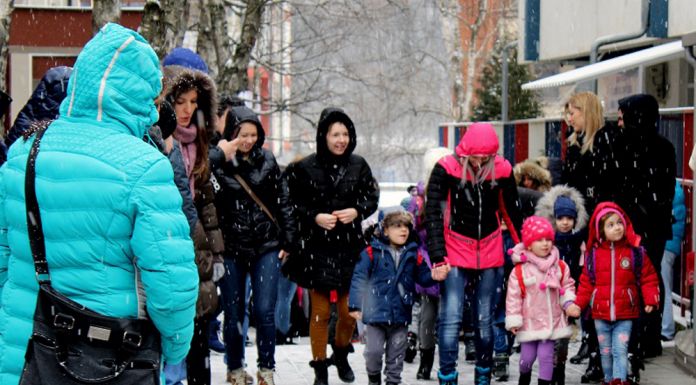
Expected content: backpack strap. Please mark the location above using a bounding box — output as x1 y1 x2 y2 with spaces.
367 246 374 262
586 248 597 286
515 264 526 299
559 260 567 277
632 246 643 288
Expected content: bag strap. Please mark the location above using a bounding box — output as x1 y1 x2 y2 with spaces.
24 127 51 285
233 173 278 225
515 264 526 299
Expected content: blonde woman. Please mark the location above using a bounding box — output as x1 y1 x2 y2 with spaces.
561 91 624 384
562 92 623 216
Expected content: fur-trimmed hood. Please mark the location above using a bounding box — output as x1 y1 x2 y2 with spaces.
535 184 588 232
514 160 552 192
164 68 218 137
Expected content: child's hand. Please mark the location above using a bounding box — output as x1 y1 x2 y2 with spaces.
566 304 581 318
349 311 362 320
644 305 654 313
510 327 519 335
431 262 451 281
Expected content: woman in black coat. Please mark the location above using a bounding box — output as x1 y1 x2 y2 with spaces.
562 91 623 383
212 104 295 385
284 107 379 385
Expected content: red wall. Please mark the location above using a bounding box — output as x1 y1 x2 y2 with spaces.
9 7 143 48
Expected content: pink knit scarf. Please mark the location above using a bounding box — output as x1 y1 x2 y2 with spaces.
174 124 198 198
525 249 562 291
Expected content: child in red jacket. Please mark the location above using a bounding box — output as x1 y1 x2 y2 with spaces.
567 202 659 385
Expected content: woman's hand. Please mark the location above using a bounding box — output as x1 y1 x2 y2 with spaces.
644 305 655 313
315 213 338 230
217 138 239 161
278 250 289 262
349 311 362 320
332 208 358 224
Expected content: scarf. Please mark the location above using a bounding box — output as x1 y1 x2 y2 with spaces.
525 248 563 293
174 124 198 198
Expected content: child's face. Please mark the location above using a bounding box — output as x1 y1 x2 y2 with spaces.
528 238 553 258
384 223 410 247
602 213 625 242
555 216 575 233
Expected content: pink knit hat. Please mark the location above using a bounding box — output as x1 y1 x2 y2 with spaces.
522 216 555 248
594 207 625 239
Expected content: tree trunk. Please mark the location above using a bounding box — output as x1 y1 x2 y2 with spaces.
0 0 14 92
140 0 189 59
92 0 122 35
439 0 466 121
217 0 267 93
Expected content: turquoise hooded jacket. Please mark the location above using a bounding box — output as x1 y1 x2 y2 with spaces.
0 23 198 384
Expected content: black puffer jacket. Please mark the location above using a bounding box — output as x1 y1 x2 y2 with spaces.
618 94 676 241
211 106 295 259
6 66 72 147
284 107 379 291
562 122 623 215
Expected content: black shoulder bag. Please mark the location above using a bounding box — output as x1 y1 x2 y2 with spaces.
19 127 162 384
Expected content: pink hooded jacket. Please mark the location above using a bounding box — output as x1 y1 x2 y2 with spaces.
505 243 576 342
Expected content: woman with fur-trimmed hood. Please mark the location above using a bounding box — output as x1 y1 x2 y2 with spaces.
165 68 225 385
514 159 552 192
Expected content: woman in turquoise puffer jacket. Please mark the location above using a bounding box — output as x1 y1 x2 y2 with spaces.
0 23 199 385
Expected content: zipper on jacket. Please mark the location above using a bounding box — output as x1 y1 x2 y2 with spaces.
610 242 616 321
476 183 482 269
627 288 635 307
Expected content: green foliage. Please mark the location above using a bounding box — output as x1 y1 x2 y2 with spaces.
472 42 541 122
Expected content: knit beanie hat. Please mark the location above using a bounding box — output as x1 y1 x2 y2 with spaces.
162 48 209 74
522 216 555 248
554 195 578 219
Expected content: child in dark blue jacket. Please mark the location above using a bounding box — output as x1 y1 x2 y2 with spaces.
349 211 445 385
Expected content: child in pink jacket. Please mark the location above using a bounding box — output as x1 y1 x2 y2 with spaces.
505 216 576 385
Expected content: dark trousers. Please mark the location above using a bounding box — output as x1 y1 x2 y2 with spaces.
187 317 211 385
628 238 666 358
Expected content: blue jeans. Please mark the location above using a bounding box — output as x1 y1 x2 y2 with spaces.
661 250 676 339
220 250 280 370
438 267 503 374
163 361 186 385
275 274 297 335
595 319 632 381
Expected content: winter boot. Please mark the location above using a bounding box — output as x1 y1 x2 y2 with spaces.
518 372 532 385
493 353 510 381
580 353 603 383
309 360 330 385
368 373 381 385
570 334 590 364
227 369 247 385
257 368 275 385
330 345 355 383
627 353 643 385
209 318 225 353
474 366 492 385
552 363 566 385
538 380 552 385
438 370 458 385
417 348 435 380
404 332 418 363
464 337 477 363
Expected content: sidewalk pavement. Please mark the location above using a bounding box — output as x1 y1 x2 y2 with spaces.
208 335 695 385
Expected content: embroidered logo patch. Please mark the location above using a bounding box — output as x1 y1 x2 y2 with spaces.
620 257 631 269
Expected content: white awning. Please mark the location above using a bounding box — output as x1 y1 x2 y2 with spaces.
522 41 686 90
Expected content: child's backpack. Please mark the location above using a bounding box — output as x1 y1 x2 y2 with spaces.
515 260 567 299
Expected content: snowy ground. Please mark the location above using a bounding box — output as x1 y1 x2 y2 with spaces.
205 328 695 385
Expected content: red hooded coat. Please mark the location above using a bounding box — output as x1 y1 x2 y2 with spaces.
574 202 660 321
